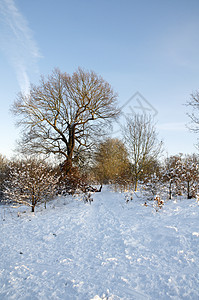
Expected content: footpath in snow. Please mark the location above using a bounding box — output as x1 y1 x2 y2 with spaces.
0 186 199 299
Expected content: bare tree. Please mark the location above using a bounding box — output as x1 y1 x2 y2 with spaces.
93 138 130 184
4 158 58 212
187 91 199 149
122 114 163 191
12 68 119 174
163 153 199 199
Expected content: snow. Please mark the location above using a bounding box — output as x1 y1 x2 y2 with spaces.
0 186 199 299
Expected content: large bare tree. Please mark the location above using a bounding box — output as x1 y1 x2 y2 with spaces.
122 114 163 191
12 68 119 174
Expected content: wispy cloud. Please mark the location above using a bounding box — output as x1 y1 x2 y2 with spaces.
0 0 41 94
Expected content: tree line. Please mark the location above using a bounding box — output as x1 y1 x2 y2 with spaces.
0 143 198 212
0 67 198 212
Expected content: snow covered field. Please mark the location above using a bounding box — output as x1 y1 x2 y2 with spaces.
0 186 199 299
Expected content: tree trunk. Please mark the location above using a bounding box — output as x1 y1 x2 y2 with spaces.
169 180 172 199
32 190 35 213
64 158 73 175
134 179 138 191
65 124 75 175
187 181 192 199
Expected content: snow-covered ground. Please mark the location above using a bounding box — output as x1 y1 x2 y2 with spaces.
0 186 199 299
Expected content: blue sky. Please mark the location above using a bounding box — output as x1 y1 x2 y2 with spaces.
0 0 199 158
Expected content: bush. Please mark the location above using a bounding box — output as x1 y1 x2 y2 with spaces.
4 158 58 212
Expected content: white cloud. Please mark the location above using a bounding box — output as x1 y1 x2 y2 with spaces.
0 0 41 94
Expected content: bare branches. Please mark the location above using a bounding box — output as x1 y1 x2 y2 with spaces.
4 159 58 212
187 91 199 133
122 114 163 191
186 91 199 149
93 138 130 184
11 68 119 173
